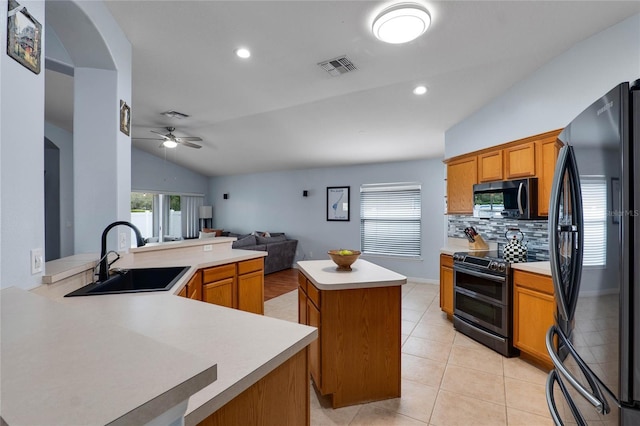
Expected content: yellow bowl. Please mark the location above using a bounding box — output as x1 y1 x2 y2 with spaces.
327 250 361 271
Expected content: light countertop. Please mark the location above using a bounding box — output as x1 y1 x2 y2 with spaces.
511 261 551 276
12 245 316 426
440 237 499 256
297 259 407 290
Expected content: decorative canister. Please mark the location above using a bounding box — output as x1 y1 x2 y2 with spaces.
503 228 527 263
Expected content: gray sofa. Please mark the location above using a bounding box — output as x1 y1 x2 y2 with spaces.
229 232 298 275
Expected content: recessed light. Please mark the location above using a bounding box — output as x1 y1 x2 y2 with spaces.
235 48 251 59
372 3 431 44
163 140 178 148
413 85 428 95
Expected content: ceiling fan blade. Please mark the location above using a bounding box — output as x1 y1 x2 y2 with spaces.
178 140 202 149
150 130 170 139
133 137 165 140
175 136 203 142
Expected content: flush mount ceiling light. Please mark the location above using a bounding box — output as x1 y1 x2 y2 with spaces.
413 85 428 95
372 3 431 44
235 48 251 59
163 140 178 148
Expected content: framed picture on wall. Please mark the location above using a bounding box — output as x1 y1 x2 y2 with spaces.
327 186 350 221
6 0 42 74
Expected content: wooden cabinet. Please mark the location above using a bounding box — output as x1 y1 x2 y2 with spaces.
439 254 454 316
504 142 536 179
478 150 503 182
536 136 563 216
237 258 264 315
203 264 236 308
187 270 202 300
513 269 555 369
447 156 478 214
297 271 401 408
202 259 265 314
177 285 188 298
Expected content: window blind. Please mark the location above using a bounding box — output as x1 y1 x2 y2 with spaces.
581 178 607 267
360 183 421 257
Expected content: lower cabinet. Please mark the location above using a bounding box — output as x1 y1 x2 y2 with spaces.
439 254 454 316
298 271 401 408
513 269 555 369
201 258 265 314
187 270 202 301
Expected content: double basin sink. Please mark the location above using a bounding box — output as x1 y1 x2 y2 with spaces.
65 266 189 297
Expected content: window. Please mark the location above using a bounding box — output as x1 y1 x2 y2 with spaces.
360 183 421 257
581 177 607 267
131 192 203 241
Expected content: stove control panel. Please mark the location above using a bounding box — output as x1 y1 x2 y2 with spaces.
488 260 507 272
452 253 466 262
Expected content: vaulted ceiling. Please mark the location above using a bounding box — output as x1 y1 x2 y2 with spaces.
45 1 640 177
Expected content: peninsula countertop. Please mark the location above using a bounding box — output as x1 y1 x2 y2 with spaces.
297 259 407 290
9 244 316 426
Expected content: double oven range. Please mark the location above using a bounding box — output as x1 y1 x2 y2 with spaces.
452 250 530 357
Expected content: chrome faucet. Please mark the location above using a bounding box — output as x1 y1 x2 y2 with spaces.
98 221 145 282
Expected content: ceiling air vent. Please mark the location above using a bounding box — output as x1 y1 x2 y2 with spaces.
318 55 357 77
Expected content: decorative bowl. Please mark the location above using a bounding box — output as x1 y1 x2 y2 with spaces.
327 250 361 271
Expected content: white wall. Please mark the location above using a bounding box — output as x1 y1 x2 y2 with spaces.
1 0 46 290
445 14 640 158
131 147 210 200
210 159 445 281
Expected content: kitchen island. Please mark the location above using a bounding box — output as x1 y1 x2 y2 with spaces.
297 259 407 408
3 245 317 426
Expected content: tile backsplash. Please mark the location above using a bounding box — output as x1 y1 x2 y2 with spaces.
447 215 550 261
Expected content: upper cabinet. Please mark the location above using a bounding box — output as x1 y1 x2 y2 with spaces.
447 156 478 214
504 142 536 179
445 129 562 216
478 150 503 182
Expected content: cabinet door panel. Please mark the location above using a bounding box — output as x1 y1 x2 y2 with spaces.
513 285 555 365
505 142 536 178
440 265 454 315
307 299 321 390
536 137 561 216
187 270 202 301
447 156 478 214
298 287 307 325
478 150 503 182
238 270 264 315
203 278 234 308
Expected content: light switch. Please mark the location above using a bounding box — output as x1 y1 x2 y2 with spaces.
31 248 43 274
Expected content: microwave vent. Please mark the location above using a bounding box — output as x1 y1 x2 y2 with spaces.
318 55 357 77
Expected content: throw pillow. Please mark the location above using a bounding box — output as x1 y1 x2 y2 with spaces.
233 235 257 248
256 234 287 245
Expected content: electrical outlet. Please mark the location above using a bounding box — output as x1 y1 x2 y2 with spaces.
203 244 213 252
31 248 43 274
119 232 127 250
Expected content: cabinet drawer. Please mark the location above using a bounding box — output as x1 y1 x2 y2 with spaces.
513 270 554 295
238 257 264 275
203 264 235 283
440 253 453 268
307 281 320 308
298 271 308 293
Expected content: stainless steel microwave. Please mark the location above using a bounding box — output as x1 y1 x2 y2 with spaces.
472 178 539 219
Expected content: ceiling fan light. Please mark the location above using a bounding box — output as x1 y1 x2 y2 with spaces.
235 48 251 59
413 85 428 95
372 3 431 44
163 140 178 148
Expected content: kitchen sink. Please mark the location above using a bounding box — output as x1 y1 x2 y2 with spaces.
65 266 189 297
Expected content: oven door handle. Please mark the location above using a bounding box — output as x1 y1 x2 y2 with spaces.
545 325 609 413
454 265 505 283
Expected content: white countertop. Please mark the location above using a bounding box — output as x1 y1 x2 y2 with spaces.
1 287 218 426
297 259 407 290
510 261 551 276
130 236 236 254
12 246 316 425
440 237 498 256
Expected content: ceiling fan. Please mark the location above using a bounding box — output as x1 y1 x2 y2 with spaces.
134 127 202 149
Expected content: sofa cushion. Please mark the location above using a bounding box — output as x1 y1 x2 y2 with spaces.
256 234 287 245
233 235 257 248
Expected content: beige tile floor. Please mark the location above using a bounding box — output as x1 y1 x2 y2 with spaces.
264 280 554 425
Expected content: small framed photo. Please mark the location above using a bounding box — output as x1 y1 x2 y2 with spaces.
327 186 350 221
6 0 42 74
120 100 131 136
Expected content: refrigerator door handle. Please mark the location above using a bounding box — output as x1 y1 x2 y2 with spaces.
546 370 588 426
548 145 584 322
546 326 610 413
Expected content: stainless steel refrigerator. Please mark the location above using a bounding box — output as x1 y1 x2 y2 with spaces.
545 80 639 425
